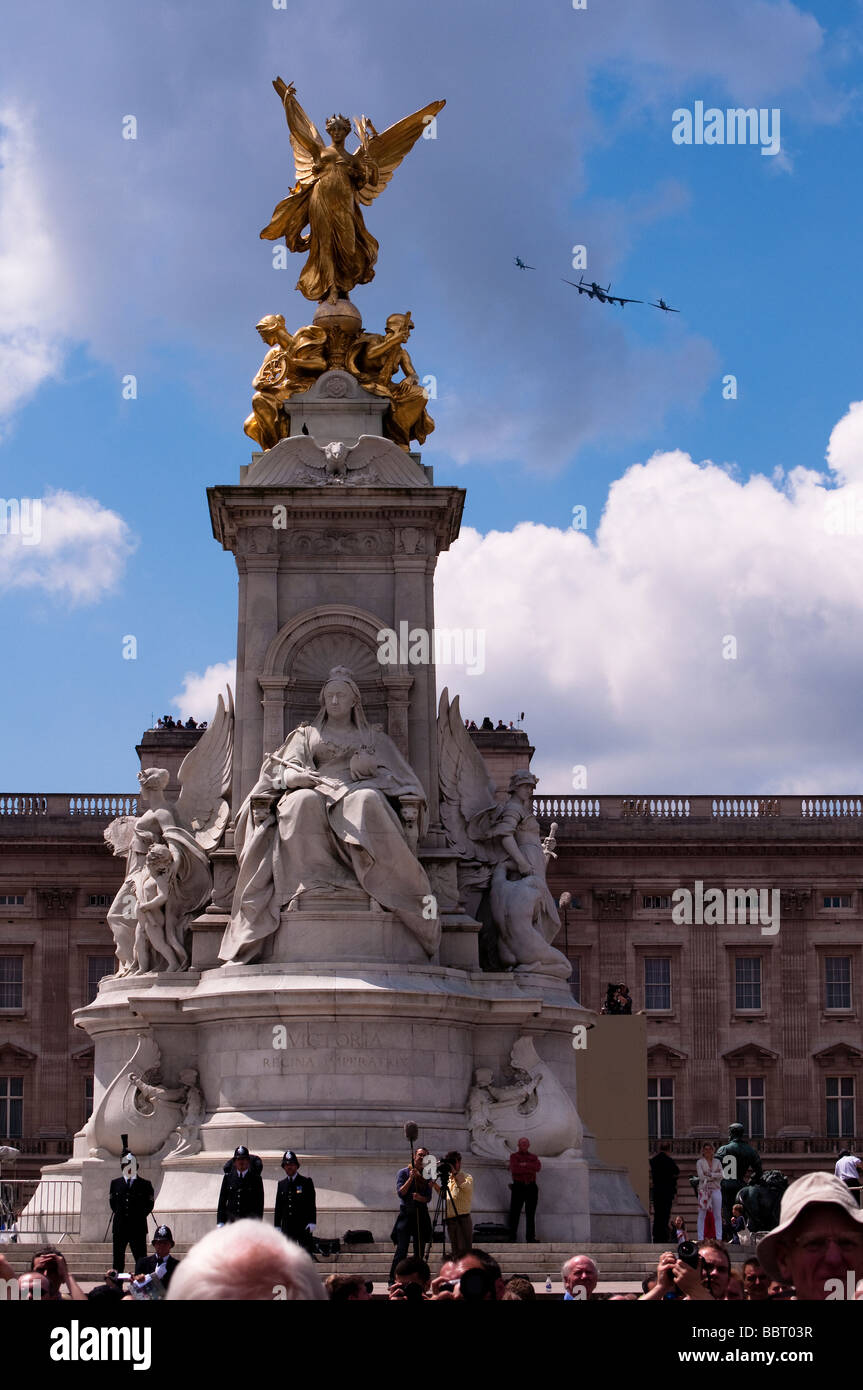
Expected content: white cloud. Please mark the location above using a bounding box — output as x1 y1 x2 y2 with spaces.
0 110 73 424
435 400 863 795
0 488 136 604
172 661 236 723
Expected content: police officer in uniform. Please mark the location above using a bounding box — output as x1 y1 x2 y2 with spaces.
134 1224 180 1291
109 1152 155 1272
217 1145 265 1225
274 1150 317 1255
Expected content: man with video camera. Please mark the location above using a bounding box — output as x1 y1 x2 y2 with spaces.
431 1149 474 1259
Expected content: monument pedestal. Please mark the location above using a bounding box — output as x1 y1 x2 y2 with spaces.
33 956 646 1245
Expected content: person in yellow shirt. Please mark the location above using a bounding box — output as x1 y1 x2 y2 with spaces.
433 1150 474 1259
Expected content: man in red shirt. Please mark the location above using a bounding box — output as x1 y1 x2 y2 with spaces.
508 1137 541 1243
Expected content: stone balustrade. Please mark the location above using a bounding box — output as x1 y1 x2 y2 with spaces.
2 791 862 825
534 794 863 823
0 793 139 819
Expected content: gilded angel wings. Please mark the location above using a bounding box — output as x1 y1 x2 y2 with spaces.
270 76 445 206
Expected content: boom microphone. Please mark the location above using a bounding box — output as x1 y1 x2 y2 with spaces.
404 1122 419 1143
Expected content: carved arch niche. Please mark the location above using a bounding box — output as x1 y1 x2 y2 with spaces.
258 605 413 758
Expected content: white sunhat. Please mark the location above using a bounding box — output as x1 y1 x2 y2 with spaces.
756 1171 863 1280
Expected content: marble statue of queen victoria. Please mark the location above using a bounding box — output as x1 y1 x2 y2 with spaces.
219 667 437 962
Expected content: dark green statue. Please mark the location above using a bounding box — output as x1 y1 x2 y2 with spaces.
715 1123 762 1235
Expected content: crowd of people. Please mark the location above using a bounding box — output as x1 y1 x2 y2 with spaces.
463 716 520 731
3 1138 863 1301
152 714 207 730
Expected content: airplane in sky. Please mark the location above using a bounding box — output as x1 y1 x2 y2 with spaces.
562 276 609 299
649 298 680 313
563 277 641 306
514 256 535 269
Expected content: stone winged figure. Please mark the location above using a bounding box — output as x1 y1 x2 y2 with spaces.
103 690 234 976
437 690 571 979
260 78 445 304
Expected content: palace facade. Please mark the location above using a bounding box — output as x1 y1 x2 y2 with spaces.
1 726 860 1182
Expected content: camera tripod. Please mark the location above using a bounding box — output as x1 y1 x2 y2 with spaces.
428 1161 453 1261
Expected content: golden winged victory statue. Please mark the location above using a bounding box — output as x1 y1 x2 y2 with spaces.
260 79 445 304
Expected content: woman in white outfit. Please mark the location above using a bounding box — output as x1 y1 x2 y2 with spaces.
696 1141 723 1241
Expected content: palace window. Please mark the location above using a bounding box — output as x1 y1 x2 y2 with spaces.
86 894 112 909
642 895 670 910
735 957 762 1011
569 958 581 1003
644 957 671 1011
0 1077 23 1138
825 957 852 1011
648 1077 674 1139
0 895 24 907
87 955 116 1004
826 1077 855 1139
0 958 23 1010
735 1076 765 1137
823 895 852 909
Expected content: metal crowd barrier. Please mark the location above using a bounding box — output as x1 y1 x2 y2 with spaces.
0 1179 82 1241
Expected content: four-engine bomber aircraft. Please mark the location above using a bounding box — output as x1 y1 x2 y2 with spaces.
563 276 643 307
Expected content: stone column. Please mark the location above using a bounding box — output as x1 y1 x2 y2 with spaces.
259 676 293 755
689 916 719 1134
36 888 74 1137
392 549 436 809
777 894 812 1135
234 535 280 806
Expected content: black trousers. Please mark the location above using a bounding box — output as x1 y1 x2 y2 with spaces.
390 1204 432 1282
843 1178 861 1206
112 1221 147 1273
280 1224 317 1256
652 1190 674 1243
508 1182 538 1241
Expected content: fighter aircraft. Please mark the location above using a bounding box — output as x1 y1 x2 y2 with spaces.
649 298 680 313
514 256 535 270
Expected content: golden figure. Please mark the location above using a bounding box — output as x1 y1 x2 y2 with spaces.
243 313 328 449
348 312 433 450
260 79 445 305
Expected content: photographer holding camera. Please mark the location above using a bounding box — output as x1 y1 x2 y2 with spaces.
27 1246 86 1302
639 1238 732 1300
600 982 632 1015
431 1150 474 1259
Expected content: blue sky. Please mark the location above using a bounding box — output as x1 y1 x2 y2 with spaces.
2 0 863 793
